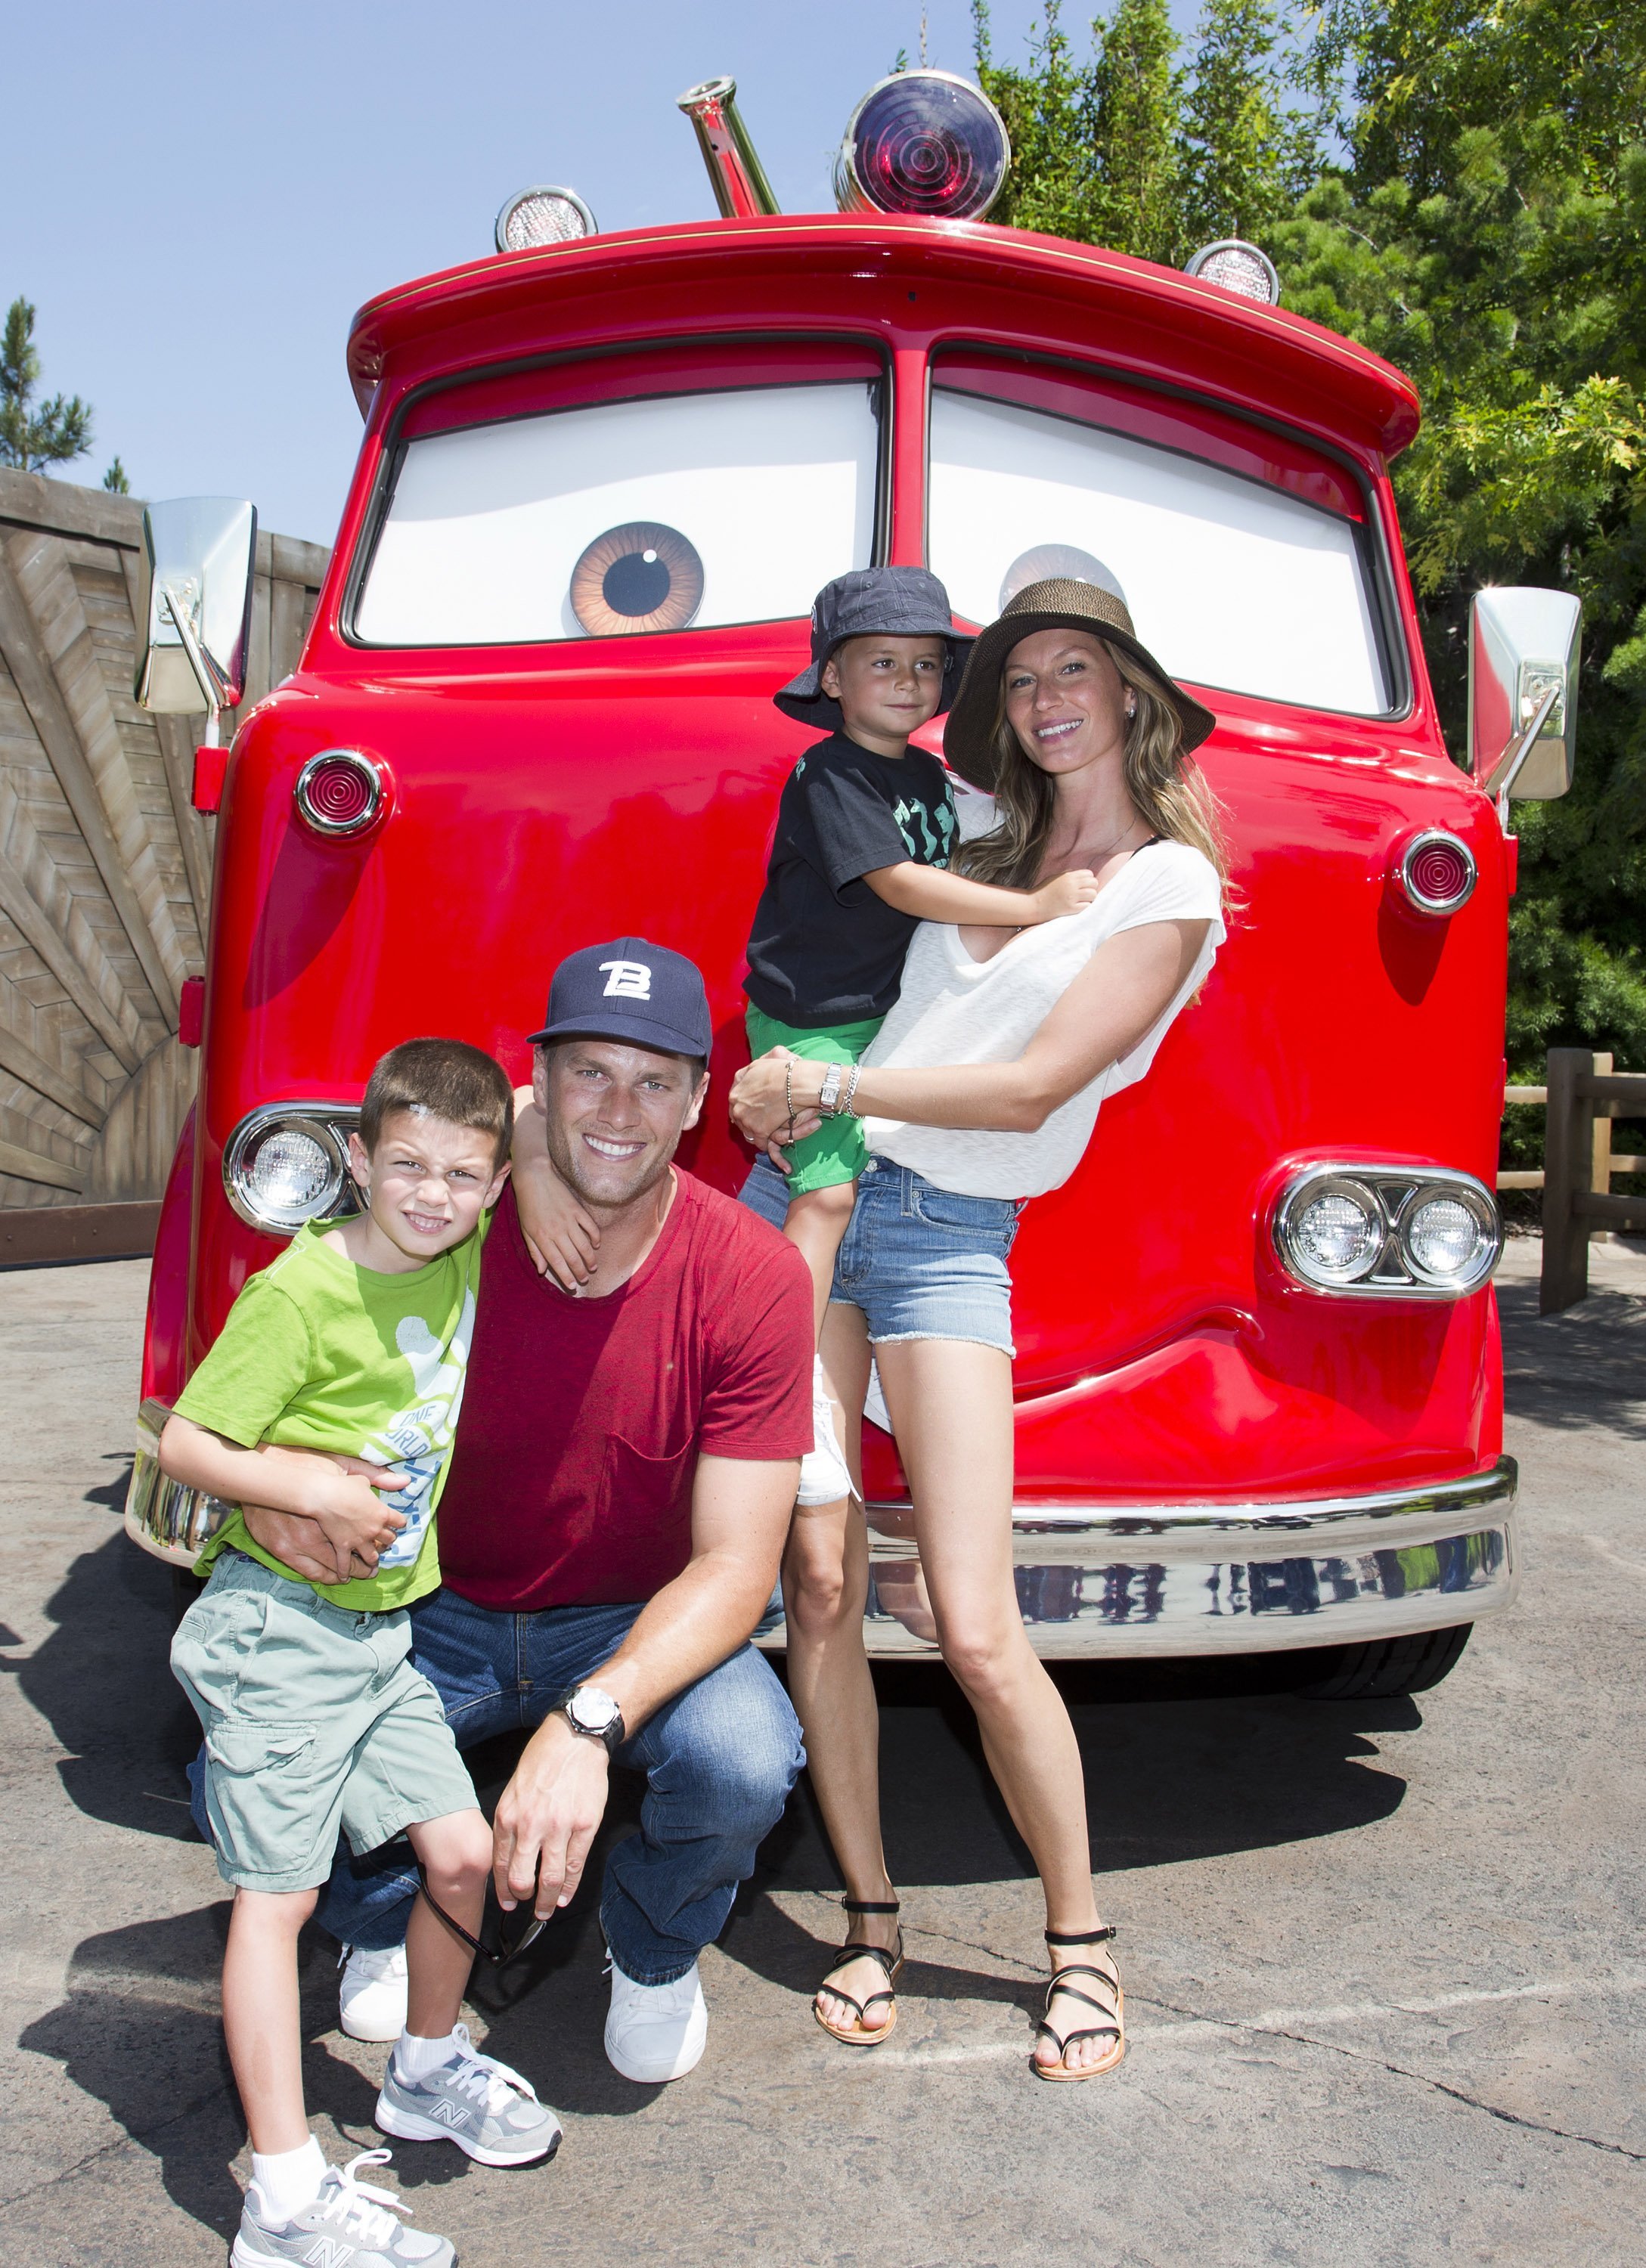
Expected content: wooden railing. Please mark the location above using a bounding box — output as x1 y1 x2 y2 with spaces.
1501 1049 1646 1312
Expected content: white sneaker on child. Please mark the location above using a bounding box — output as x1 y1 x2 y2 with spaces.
796 1357 854 1507
339 1942 408 2043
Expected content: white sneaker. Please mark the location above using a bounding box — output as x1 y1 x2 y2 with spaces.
796 1359 854 1507
603 1958 708 2083
339 1944 408 2043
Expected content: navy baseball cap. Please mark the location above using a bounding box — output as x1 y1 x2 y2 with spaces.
774 565 974 730
527 938 713 1061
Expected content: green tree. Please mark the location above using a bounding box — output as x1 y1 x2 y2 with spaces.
102 455 130 494
1179 0 1321 246
1275 5 1646 1087
974 1 1323 261
978 2 1646 1105
1088 0 1184 259
0 298 93 474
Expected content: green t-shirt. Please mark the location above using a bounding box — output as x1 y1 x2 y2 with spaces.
175 1215 489 1611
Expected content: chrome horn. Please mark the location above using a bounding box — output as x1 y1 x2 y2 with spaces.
677 76 780 218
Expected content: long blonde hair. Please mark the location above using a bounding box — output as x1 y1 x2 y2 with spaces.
956 637 1229 895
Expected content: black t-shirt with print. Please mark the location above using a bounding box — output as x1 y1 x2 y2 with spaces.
744 731 959 1025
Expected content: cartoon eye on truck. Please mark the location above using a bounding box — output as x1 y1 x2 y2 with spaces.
122 70 1582 1699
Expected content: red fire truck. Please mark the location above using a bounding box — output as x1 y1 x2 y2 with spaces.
123 72 1582 1698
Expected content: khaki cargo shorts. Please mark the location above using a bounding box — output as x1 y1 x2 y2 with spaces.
170 1548 478 1893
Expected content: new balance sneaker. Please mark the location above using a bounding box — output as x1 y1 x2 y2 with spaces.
795 1359 854 1507
339 1943 409 2043
604 1957 708 2083
232 2149 451 2267
375 2023 561 2167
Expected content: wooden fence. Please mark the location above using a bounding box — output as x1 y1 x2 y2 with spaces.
1502 1049 1646 1312
0 468 327 1264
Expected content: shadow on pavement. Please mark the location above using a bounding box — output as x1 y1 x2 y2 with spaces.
715 1656 1412 2009
17 1907 389 2247
5 1527 203 1841
1497 1277 1646 1439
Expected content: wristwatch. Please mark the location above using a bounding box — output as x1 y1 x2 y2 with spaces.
556 1683 625 1755
818 1061 845 1116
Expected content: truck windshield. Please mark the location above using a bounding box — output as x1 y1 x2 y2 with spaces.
928 386 1390 715
355 380 881 647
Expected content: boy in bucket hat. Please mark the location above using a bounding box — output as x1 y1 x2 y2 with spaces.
740 567 1104 1504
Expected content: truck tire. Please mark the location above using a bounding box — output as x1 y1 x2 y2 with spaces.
1294 1622 1472 1699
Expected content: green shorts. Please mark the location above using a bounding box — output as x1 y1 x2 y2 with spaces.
170 1548 477 1893
745 1005 884 1195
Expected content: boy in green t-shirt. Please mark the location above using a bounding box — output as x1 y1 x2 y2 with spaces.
163 1039 560 2268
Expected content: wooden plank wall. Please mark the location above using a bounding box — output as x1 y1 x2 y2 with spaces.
0 467 329 1222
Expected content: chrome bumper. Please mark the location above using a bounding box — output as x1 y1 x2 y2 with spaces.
125 1401 233 1568
778 1459 1520 1659
126 1396 1517 1660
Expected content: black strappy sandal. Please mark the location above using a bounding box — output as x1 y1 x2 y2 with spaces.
814 1898 904 2046
1034 1925 1124 2081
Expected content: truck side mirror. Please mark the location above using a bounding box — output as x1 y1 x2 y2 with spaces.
134 497 258 742
1468 585 1581 804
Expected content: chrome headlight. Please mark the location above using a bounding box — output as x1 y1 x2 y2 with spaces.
1273 1163 1501 1298
224 1104 361 1233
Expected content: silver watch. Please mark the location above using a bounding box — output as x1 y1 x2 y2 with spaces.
558 1683 625 1754
818 1061 845 1115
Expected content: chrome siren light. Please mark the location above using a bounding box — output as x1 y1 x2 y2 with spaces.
1184 239 1281 305
835 70 1011 222
494 185 598 252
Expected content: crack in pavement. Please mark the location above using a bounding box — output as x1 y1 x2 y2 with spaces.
0 2082 233 2214
1137 1992 1646 2164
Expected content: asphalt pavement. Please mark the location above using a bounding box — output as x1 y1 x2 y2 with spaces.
2 1236 1642 2266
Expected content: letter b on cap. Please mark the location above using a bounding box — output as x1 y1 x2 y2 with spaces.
600 959 652 999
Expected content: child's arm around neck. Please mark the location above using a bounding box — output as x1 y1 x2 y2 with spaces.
863 860 1102 929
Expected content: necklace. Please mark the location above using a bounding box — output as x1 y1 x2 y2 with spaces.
1061 814 1145 868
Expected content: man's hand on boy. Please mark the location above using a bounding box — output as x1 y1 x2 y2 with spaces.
1030 867 1102 922
241 1504 358 1585
240 1449 409 1582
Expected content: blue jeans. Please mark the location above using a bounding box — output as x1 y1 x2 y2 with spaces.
190 1586 803 1986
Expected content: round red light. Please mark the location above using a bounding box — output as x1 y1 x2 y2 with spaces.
1398 829 1477 916
835 71 1010 222
294 750 383 838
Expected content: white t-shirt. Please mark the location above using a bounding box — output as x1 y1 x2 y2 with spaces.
862 836 1225 1199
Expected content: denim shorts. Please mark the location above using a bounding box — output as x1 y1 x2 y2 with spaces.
739 1153 1018 1355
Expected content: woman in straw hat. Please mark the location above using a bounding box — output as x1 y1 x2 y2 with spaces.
730 578 1228 2081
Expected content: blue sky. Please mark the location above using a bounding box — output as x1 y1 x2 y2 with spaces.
4 2 1201 544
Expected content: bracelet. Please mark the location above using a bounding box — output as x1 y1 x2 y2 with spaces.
842 1064 863 1116
783 1061 796 1145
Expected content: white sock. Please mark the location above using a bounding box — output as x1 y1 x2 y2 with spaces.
395 2027 459 2081
250 2135 325 2222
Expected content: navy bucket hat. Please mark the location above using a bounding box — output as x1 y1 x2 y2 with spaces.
774 566 974 731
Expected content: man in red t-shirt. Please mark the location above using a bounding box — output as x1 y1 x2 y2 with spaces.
238 941 813 2090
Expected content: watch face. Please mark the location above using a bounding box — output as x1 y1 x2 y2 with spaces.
569 1687 619 1733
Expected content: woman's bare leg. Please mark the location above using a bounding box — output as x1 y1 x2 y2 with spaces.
875 1338 1110 2072
784 1302 898 2030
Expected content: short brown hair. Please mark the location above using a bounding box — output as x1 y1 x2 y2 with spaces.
359 1039 513 1167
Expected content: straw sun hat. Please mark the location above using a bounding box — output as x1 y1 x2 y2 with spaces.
941 578 1217 791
